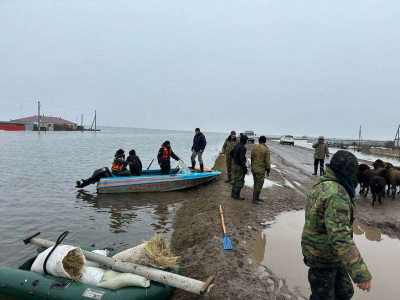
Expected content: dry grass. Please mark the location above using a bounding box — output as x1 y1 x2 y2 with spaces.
62 248 85 281
143 234 180 268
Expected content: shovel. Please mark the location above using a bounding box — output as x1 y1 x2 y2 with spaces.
219 205 232 250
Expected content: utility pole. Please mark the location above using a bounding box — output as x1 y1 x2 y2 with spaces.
95 110 97 131
81 114 83 131
358 126 362 151
394 125 400 149
38 101 41 135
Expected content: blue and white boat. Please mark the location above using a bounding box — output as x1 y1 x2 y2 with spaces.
76 164 221 194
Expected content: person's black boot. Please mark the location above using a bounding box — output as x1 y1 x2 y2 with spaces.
200 164 204 172
312 166 318 175
231 186 235 198
252 191 262 205
320 167 325 176
191 161 196 170
234 187 245 200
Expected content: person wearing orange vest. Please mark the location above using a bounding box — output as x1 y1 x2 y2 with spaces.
157 141 181 175
111 149 131 177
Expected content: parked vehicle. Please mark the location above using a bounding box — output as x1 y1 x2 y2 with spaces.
280 135 295 145
241 131 256 143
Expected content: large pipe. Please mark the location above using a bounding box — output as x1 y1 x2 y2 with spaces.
25 235 213 295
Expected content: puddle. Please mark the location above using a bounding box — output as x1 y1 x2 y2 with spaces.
251 210 400 300
245 174 282 189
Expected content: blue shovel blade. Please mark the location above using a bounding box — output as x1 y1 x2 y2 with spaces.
223 233 232 250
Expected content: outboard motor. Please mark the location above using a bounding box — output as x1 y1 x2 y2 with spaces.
76 167 113 188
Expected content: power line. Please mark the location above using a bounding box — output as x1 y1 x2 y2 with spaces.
0 97 95 112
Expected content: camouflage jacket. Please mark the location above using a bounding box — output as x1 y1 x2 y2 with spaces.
301 167 372 283
222 137 238 155
312 142 329 159
251 143 271 173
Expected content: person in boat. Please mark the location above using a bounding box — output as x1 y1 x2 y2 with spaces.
158 141 181 175
126 149 143 176
111 149 131 176
191 128 207 172
230 134 248 200
301 150 372 299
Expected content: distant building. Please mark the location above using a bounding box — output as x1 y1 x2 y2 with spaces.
0 121 26 131
11 115 77 131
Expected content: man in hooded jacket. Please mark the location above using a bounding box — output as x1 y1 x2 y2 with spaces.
126 149 143 176
191 128 207 172
221 130 238 184
111 149 131 176
158 141 181 175
302 150 372 299
230 134 248 200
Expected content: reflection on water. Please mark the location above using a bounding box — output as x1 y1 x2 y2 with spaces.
353 220 383 242
250 210 400 300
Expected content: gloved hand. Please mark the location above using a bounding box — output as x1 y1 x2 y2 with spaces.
266 169 270 177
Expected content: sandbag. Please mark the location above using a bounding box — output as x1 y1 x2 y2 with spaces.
112 234 179 269
31 245 86 280
80 267 106 285
97 270 150 290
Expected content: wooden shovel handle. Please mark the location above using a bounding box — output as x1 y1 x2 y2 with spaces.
219 205 227 234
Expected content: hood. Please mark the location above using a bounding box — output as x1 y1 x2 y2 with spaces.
162 140 170 147
129 150 136 156
227 135 237 142
240 134 248 144
114 152 125 159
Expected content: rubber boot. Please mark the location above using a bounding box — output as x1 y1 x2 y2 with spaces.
231 185 235 198
252 191 262 205
191 161 196 170
225 174 232 183
234 187 245 200
200 164 204 172
320 167 325 176
312 166 318 175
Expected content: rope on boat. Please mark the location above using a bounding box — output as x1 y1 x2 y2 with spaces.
43 231 69 275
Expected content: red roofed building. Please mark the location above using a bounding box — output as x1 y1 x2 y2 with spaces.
11 115 77 131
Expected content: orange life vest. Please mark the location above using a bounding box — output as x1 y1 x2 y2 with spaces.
112 156 125 172
161 146 172 160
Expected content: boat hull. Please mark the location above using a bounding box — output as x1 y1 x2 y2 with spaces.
97 171 221 194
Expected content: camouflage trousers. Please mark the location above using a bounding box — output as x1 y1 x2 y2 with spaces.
252 172 265 192
226 155 233 177
233 164 245 188
304 258 354 300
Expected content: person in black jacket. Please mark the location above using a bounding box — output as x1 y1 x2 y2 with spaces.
230 135 249 200
158 141 181 175
191 128 207 172
126 149 143 176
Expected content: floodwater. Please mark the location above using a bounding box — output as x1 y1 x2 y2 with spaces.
0 127 225 267
251 210 400 300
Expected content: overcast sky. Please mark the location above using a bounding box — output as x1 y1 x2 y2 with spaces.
1 1 399 139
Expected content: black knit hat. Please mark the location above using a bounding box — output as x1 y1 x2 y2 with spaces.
259 136 267 143
163 141 170 146
116 149 124 155
330 150 358 180
195 128 200 132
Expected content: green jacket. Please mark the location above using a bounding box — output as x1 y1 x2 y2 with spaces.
221 137 238 155
301 167 372 283
312 142 329 159
251 143 271 173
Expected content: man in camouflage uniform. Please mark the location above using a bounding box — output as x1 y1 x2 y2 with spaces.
221 131 238 184
230 134 249 200
301 150 372 300
312 135 329 175
250 136 271 205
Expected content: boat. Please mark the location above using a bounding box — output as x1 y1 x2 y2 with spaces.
76 166 221 194
0 245 180 300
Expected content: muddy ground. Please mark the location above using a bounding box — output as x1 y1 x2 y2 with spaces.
170 141 400 300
